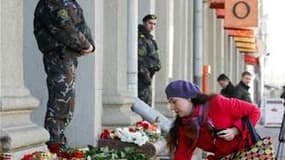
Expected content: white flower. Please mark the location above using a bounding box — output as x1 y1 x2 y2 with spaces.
113 127 149 146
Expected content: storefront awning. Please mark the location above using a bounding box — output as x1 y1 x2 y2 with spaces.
236 42 256 49
239 48 257 53
209 0 225 9
227 29 255 38
244 54 259 65
234 37 255 43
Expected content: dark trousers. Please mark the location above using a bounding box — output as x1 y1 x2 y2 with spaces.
138 82 152 106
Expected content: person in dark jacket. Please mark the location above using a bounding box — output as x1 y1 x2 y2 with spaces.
33 0 95 152
235 71 253 103
138 14 161 105
217 74 236 98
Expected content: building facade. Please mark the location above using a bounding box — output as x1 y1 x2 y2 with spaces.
0 0 265 158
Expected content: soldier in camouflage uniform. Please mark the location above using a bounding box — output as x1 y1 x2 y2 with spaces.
138 14 161 106
33 0 95 151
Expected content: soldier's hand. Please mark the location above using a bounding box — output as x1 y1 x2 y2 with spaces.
81 44 94 55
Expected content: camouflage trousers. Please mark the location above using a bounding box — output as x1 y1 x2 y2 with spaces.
138 81 152 106
43 47 78 145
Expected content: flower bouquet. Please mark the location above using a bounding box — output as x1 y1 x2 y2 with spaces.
20 145 147 160
21 149 85 160
98 120 162 158
135 120 161 142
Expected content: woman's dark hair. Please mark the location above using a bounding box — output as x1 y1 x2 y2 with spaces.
166 94 217 153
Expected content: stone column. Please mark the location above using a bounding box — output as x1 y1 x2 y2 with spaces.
187 0 194 82
154 0 173 117
232 44 238 83
207 9 217 92
172 0 188 81
214 19 225 91
228 37 234 82
183 0 190 80
0 0 49 158
236 50 241 81
171 0 182 80
127 0 138 96
224 34 229 76
102 0 140 128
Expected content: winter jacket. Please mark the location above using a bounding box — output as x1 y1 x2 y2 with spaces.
235 81 252 103
220 82 236 98
138 24 161 85
174 95 260 160
34 0 95 54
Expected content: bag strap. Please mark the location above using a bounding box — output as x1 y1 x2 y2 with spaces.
242 116 261 144
201 102 211 124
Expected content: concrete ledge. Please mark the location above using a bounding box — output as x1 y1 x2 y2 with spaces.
102 93 141 127
5 125 49 150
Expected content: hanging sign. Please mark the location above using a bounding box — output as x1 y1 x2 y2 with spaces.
225 0 258 28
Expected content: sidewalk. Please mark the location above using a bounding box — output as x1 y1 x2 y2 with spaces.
256 125 284 159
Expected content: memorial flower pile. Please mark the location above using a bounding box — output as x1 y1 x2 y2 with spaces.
19 145 146 160
15 120 160 160
100 120 161 146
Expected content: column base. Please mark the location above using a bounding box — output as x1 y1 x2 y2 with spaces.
102 92 141 128
0 88 50 157
11 143 48 160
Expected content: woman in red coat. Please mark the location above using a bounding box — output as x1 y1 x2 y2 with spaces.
165 80 260 160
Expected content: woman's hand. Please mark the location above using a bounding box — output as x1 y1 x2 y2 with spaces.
217 127 239 141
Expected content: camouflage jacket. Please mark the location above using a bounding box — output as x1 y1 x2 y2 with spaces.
34 0 95 54
138 24 161 84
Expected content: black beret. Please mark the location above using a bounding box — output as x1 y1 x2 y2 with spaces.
142 14 157 22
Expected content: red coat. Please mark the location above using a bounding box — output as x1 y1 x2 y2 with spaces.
174 95 261 160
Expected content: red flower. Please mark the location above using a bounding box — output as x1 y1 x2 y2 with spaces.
73 150 85 158
129 127 135 132
100 129 110 139
142 122 149 129
58 151 72 159
136 121 143 126
48 144 61 154
21 154 33 160
136 120 151 130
